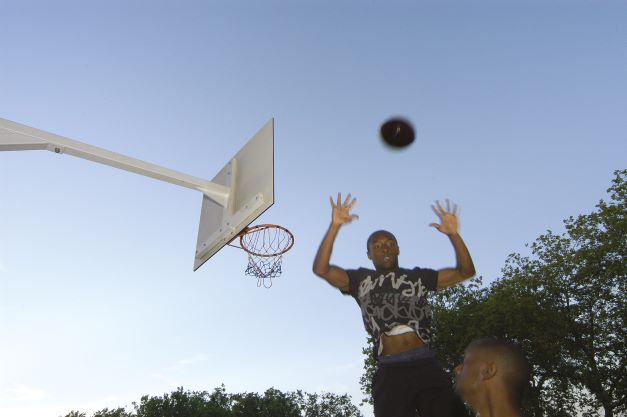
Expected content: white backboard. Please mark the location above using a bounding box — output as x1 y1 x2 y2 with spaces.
194 119 274 271
0 116 274 272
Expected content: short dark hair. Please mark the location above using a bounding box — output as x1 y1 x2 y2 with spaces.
467 337 531 406
367 230 397 251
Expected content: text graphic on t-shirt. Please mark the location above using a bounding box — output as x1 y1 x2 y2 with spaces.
358 271 430 298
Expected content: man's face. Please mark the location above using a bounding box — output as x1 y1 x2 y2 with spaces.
367 232 399 270
454 348 483 405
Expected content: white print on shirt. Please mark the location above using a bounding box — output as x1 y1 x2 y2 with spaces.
362 294 429 323
358 271 429 299
356 270 433 344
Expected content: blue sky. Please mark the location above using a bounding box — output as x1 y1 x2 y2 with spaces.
1 1 626 416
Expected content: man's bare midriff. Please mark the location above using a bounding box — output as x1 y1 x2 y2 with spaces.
380 332 426 356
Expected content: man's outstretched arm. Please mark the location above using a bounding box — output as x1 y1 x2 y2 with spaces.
313 193 358 292
430 200 476 289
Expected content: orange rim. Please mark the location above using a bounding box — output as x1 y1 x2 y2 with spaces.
236 224 294 257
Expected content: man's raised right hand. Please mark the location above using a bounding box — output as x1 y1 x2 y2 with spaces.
330 192 359 225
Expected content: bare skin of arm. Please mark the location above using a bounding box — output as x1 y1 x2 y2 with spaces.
430 200 476 289
312 193 358 292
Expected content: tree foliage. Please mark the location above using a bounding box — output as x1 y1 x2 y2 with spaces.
360 169 626 417
62 385 362 417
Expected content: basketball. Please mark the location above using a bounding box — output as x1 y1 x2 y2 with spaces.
380 118 415 148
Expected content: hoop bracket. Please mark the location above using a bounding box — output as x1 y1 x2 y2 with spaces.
195 193 264 260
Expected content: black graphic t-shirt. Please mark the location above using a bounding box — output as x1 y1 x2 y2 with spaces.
342 267 438 355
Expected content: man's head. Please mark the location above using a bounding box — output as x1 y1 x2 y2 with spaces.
367 230 399 271
454 338 530 412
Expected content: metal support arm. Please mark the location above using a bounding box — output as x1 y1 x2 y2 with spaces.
0 118 232 208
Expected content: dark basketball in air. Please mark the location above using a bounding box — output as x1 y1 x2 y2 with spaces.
380 118 415 148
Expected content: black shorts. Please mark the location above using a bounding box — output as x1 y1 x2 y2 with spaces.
373 356 467 417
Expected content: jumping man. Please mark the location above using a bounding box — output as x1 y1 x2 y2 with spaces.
313 193 476 417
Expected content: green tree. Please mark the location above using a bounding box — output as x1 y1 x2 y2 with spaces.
297 390 362 417
495 169 626 417
358 334 376 407
133 385 232 417
93 408 133 417
230 388 301 417
359 170 626 417
65 385 362 417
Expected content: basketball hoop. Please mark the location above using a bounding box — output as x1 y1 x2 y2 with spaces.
229 224 294 288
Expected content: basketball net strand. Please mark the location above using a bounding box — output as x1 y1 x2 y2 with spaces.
245 254 283 288
241 225 293 288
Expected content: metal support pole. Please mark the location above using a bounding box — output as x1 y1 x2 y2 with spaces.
0 118 231 208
